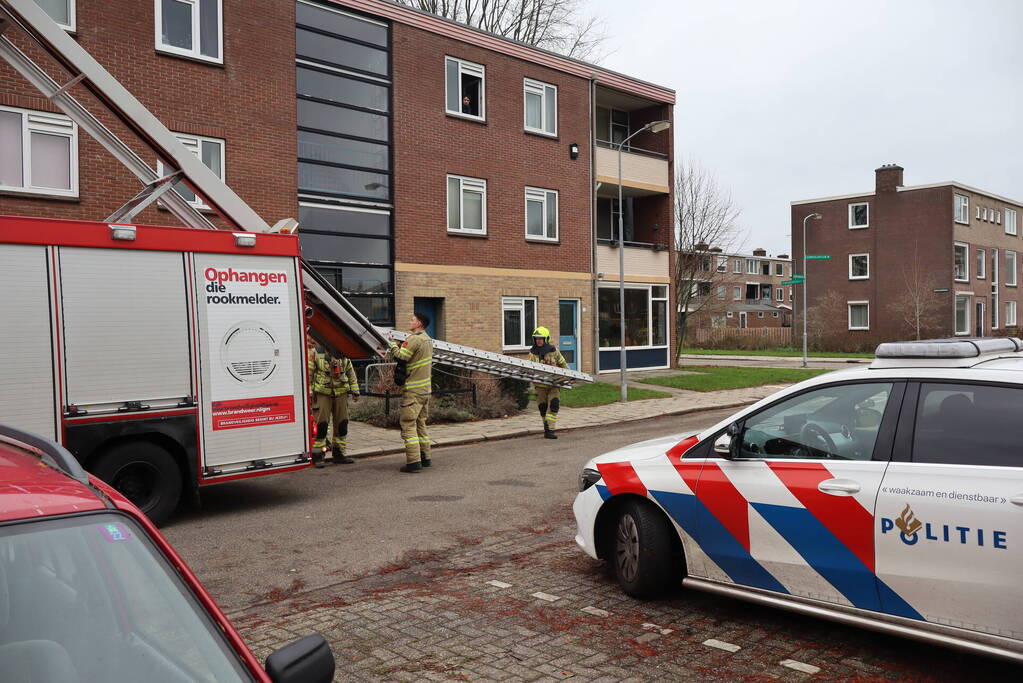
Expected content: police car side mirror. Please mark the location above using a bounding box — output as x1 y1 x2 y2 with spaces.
265 634 334 683
714 423 741 458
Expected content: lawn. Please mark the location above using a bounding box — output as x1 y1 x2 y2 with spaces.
553 382 672 407
682 347 875 358
640 366 831 392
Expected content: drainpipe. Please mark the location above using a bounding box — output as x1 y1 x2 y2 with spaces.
589 78 599 376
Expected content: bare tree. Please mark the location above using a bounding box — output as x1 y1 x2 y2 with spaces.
887 242 945 340
395 0 609 61
674 160 744 360
806 290 847 350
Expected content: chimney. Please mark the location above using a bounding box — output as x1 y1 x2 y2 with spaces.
875 163 904 193
752 248 767 257
708 246 723 253
777 253 790 259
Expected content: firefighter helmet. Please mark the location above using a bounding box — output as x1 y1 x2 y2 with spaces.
531 326 551 342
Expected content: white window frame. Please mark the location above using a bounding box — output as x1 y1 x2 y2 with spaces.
954 295 970 336
716 255 728 273
757 311 764 318
848 253 869 280
733 286 741 301
445 56 486 122
1007 208 1018 236
996 210 1001 225
524 186 558 242
954 193 970 224
501 296 537 350
976 248 986 279
0 105 78 197
746 259 758 274
716 285 725 299
726 311 733 318
848 201 869 229
774 262 784 276
156 132 225 209
776 287 784 301
447 174 487 235
953 242 969 282
733 258 742 274
847 301 869 331
983 207 989 222
154 0 224 64
597 284 668 351
1007 301 1018 327
37 0 76 31
523 78 557 136
1006 250 1018 287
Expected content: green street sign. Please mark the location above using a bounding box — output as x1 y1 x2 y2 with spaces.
806 255 832 260
789 274 805 281
781 279 803 285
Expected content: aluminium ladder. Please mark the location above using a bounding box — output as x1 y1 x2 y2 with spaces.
0 0 594 386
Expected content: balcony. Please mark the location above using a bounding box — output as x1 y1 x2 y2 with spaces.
594 145 670 196
596 242 669 281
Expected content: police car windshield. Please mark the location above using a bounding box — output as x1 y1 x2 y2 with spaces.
0 513 251 683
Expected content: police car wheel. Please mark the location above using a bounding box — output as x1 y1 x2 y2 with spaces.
92 442 182 527
613 500 677 599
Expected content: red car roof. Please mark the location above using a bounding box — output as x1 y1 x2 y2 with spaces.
0 439 106 521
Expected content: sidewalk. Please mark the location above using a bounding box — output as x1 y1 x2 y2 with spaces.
346 380 784 458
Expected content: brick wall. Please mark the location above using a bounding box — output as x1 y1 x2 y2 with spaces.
0 0 297 228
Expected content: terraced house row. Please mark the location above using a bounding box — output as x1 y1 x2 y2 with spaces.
0 0 676 374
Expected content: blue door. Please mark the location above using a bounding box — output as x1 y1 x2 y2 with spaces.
413 297 440 339
558 299 579 370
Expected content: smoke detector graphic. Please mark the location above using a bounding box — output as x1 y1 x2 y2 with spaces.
221 321 280 385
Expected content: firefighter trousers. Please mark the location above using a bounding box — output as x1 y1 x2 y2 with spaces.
535 386 561 429
399 392 430 464
313 392 351 454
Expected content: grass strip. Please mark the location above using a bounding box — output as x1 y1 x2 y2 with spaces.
640 366 831 392
554 382 672 407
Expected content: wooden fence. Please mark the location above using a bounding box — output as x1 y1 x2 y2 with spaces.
690 327 794 347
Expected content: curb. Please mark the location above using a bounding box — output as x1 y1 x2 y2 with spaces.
346 398 760 459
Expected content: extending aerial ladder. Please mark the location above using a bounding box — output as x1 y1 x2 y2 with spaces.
0 0 593 387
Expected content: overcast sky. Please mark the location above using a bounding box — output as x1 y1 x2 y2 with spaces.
589 0 1023 256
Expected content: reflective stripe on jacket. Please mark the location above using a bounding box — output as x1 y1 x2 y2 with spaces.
308 347 360 397
390 331 433 396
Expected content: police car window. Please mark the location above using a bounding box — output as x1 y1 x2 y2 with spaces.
913 383 1023 467
739 383 893 460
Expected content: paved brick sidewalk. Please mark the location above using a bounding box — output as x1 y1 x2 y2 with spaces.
346 384 785 458
230 509 1006 682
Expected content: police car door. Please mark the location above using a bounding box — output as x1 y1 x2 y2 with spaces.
876 381 1023 637
702 380 904 611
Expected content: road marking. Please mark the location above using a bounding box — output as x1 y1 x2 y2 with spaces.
703 639 741 653
531 591 560 602
486 580 512 589
581 606 609 617
780 659 820 674
642 623 674 635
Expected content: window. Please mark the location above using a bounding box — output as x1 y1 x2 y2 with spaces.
717 256 728 273
996 210 1001 224
757 311 764 318
977 206 982 219
598 286 666 348
760 261 770 276
0 106 77 197
445 57 485 120
525 187 558 241
1007 250 1017 286
976 249 986 279
1007 208 1018 236
983 207 989 221
502 297 536 349
776 287 784 301
775 262 784 276
955 295 970 335
717 285 725 299
447 175 486 234
849 253 869 280
955 194 970 224
747 259 758 274
848 301 869 330
595 107 630 148
1007 301 1018 327
726 311 733 318
954 243 969 281
848 202 869 228
772 311 779 318
735 382 894 461
156 133 223 208
912 383 1023 467
35 0 75 31
596 197 633 242
733 286 741 300
733 258 742 274
155 0 222 63
523 78 557 136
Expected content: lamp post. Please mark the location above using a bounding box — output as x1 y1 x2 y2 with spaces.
801 212 823 368
616 120 671 402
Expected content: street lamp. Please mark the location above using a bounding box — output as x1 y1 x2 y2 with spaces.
802 212 823 368
616 120 671 402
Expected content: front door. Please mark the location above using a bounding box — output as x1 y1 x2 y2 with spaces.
413 297 442 339
690 381 905 611
975 301 984 337
558 299 579 370
739 312 748 329
876 381 1023 634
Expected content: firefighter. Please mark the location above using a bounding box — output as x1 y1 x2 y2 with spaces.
307 342 360 467
388 312 433 473
528 326 569 439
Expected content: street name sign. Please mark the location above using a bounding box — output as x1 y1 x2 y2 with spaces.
805 255 832 260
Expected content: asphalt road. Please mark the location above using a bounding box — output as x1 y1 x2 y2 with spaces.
162 409 736 612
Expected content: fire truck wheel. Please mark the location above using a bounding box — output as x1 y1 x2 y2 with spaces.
92 442 182 526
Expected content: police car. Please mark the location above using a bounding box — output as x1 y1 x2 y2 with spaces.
573 337 1023 662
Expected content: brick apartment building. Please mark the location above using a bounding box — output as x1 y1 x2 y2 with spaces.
0 0 675 375
681 247 794 330
792 164 1023 344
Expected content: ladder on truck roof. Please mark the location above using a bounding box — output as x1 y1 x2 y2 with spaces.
0 0 388 359
389 331 592 387
0 0 593 386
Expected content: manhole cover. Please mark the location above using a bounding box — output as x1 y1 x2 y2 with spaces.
486 479 536 487
408 495 464 502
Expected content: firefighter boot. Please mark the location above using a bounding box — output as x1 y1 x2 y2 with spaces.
399 461 422 473
312 448 326 468
332 445 354 465
544 425 558 439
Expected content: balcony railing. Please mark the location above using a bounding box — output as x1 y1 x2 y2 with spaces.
596 238 669 251
594 139 669 159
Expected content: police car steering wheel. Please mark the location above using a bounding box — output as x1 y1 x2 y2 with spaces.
799 422 837 458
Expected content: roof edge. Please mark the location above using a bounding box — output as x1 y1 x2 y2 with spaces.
792 181 1023 209
327 0 676 104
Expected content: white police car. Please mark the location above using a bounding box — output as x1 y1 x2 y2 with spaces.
573 338 1023 662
